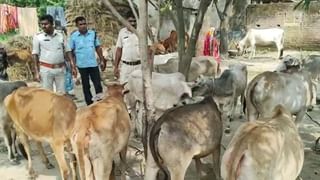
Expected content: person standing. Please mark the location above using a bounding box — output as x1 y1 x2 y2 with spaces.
69 16 106 105
114 11 152 83
32 14 77 94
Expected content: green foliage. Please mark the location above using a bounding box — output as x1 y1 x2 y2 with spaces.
294 0 319 10
0 0 66 17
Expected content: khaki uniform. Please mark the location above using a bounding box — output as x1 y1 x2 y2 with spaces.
32 30 70 93
116 28 151 83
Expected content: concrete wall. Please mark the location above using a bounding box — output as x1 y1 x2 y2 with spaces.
246 2 320 49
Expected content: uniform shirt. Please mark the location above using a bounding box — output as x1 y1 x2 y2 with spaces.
69 30 100 68
116 27 152 62
32 30 70 64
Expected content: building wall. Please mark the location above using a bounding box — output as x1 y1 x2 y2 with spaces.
246 2 320 49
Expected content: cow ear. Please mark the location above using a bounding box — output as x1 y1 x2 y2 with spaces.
123 89 130 95
121 82 128 87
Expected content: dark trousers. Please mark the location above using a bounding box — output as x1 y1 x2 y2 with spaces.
78 66 103 105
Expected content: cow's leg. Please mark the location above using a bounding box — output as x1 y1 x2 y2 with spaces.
2 122 18 164
119 146 128 180
212 146 221 180
239 92 245 119
295 108 306 126
144 147 160 180
195 158 204 179
167 155 193 180
36 142 54 169
51 141 70 180
66 140 77 180
19 132 37 179
102 154 113 180
276 41 284 59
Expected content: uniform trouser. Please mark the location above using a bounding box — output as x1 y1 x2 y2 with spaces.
119 62 141 84
40 66 65 94
78 66 103 105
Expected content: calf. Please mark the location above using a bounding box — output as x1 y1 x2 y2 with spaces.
237 28 284 59
72 83 130 180
246 71 315 124
127 70 192 136
162 30 189 53
4 87 77 180
0 80 27 164
221 106 304 180
192 64 248 133
145 96 222 180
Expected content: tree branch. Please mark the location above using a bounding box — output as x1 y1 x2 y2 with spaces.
213 0 224 20
127 0 139 20
101 0 138 35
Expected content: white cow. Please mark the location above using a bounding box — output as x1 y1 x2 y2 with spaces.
237 28 284 59
221 106 304 180
127 70 192 136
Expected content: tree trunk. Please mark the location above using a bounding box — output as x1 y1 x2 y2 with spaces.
215 0 234 54
178 0 212 80
138 0 154 158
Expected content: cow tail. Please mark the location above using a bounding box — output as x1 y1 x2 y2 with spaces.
245 77 260 120
149 118 169 180
227 145 248 180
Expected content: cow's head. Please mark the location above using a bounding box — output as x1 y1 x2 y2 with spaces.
189 76 214 97
106 82 129 98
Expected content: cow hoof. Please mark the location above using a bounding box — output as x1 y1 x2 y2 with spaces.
224 128 231 134
307 105 314 112
28 170 38 180
45 162 55 169
9 159 20 165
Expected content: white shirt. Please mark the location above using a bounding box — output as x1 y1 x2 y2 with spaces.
32 30 70 64
116 28 151 62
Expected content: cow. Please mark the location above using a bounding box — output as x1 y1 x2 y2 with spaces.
302 55 320 81
0 80 27 164
237 28 284 59
151 42 166 55
221 106 304 180
191 64 248 133
0 45 8 80
154 56 219 81
72 83 130 180
145 96 222 180
162 30 189 53
126 70 192 136
4 87 77 180
246 70 315 124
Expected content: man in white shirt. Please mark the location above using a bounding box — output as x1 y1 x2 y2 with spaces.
114 11 152 83
32 14 76 94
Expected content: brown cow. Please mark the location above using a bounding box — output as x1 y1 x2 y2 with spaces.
162 30 189 53
221 106 304 180
4 87 77 180
72 83 131 180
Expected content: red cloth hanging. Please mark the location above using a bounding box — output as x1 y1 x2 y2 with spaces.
212 37 221 64
203 32 211 56
0 4 18 34
203 30 221 64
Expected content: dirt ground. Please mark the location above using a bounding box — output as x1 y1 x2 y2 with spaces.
0 50 320 180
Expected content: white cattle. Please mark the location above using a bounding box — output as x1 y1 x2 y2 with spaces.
126 70 192 136
237 28 284 59
221 106 304 180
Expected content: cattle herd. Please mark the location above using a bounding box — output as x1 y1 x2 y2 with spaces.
1 30 320 180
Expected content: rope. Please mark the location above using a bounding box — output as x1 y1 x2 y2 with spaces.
305 112 320 127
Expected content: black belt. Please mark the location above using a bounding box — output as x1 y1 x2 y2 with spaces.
122 60 141 66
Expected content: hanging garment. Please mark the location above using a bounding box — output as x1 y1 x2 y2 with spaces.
46 6 67 28
17 7 39 36
203 32 211 56
212 37 221 64
0 4 18 34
